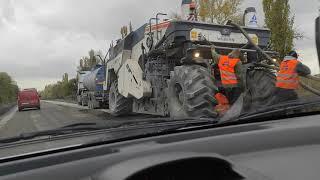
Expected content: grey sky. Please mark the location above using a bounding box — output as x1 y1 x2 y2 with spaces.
0 0 319 90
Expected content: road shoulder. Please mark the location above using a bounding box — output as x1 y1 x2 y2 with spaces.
0 106 17 129
0 103 16 117
43 100 111 113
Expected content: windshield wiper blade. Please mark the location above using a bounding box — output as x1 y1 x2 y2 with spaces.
0 125 105 144
82 118 220 145
235 99 320 122
61 122 99 128
0 118 219 144
107 117 218 128
155 119 220 134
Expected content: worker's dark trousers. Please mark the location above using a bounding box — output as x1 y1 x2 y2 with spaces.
224 87 242 104
271 88 298 105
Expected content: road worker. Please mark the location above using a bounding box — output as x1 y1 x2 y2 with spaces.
214 93 230 115
211 46 243 105
273 50 311 103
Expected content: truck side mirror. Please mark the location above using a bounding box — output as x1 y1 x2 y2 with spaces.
316 16 320 67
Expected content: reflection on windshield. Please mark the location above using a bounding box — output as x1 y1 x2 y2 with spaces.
0 0 319 147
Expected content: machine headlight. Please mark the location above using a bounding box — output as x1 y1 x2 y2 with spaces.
194 52 201 58
249 34 259 45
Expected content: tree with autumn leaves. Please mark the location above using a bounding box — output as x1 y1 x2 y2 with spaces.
197 0 243 24
263 0 301 59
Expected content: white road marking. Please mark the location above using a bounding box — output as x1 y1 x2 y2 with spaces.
43 100 111 113
0 106 17 129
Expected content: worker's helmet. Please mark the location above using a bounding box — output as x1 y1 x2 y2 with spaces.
288 51 298 59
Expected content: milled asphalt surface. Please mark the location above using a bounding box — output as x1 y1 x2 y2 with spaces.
0 101 158 139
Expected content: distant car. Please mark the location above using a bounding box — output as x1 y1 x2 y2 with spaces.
17 89 41 111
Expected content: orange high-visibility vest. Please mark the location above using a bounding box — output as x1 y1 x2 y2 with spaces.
218 55 240 86
276 59 299 89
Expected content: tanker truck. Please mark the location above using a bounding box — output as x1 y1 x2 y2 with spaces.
81 65 109 109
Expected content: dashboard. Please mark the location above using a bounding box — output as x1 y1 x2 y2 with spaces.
1 114 320 180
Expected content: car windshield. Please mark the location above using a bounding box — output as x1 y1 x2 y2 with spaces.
0 0 320 155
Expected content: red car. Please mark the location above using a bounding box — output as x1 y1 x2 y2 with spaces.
17 89 41 111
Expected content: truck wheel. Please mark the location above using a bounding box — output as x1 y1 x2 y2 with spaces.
89 98 97 109
81 99 87 106
88 100 92 109
109 81 132 116
167 65 218 118
88 96 93 109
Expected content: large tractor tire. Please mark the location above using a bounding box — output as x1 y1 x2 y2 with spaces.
109 81 132 116
167 65 219 118
242 65 277 113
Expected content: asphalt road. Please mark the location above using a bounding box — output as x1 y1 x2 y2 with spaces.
0 101 158 139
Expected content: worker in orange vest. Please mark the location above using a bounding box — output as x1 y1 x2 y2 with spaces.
211 46 243 104
274 51 311 103
214 93 230 115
